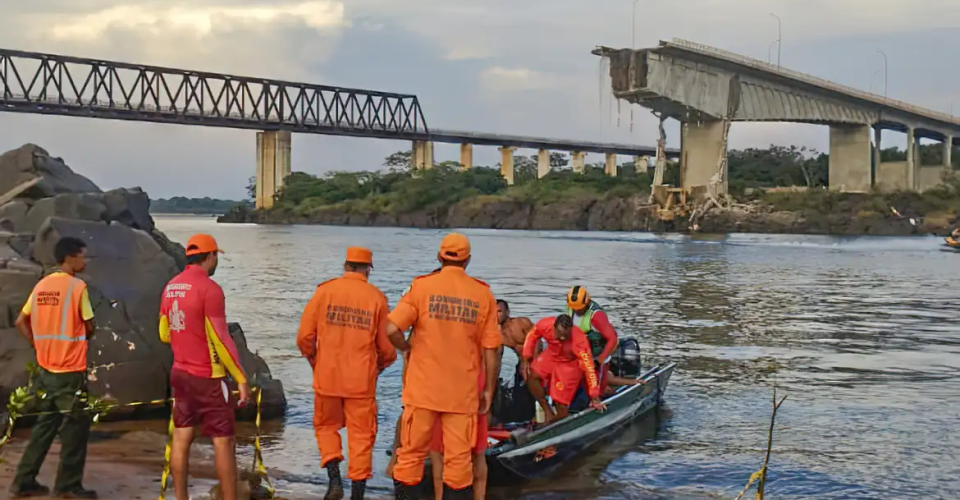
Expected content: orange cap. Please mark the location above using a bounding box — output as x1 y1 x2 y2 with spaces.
438 233 471 262
346 246 373 265
185 234 224 256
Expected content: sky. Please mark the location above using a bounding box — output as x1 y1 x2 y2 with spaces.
1 0 959 199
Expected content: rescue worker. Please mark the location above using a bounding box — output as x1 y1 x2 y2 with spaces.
428 357 488 500
10 237 97 499
159 234 252 500
521 315 606 423
386 233 502 500
565 286 618 395
296 247 397 500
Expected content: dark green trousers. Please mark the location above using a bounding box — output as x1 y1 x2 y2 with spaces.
11 369 91 493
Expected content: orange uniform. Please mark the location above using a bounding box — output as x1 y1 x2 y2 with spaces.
390 234 502 491
296 247 397 482
523 317 600 406
22 272 95 374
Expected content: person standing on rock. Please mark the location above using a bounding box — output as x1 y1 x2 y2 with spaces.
10 236 97 499
297 247 397 500
159 234 252 500
387 233 502 500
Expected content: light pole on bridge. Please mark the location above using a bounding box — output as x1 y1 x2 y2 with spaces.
877 50 888 99
770 13 782 67
632 0 640 49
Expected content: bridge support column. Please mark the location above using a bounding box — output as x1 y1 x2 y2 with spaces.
572 151 586 174
872 127 882 181
500 146 516 185
411 140 434 170
680 120 727 193
460 143 473 170
255 130 292 209
906 126 916 191
604 153 618 177
944 135 953 173
828 124 872 192
537 149 551 178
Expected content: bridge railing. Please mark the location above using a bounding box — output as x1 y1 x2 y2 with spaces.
667 38 960 127
0 49 429 138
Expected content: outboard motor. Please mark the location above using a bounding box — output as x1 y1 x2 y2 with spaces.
612 338 642 378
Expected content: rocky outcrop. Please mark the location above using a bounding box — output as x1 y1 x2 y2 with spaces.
0 144 286 420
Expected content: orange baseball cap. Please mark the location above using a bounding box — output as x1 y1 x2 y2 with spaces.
346 246 373 265
185 234 224 256
438 233 471 262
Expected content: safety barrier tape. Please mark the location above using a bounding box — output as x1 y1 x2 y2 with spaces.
0 385 273 500
734 467 765 500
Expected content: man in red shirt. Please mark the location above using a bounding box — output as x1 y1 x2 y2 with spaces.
522 315 605 423
159 234 251 500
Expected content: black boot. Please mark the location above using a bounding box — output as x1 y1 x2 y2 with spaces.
350 480 366 500
324 460 344 500
442 484 474 500
393 479 421 500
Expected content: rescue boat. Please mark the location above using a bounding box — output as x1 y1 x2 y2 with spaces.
483 362 675 482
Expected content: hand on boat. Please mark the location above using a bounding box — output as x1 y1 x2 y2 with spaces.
589 398 607 412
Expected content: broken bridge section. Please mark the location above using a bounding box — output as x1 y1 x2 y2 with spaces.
595 38 960 194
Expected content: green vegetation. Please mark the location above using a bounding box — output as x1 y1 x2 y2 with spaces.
258 144 959 221
150 197 249 215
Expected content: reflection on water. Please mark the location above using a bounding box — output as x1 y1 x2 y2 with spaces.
153 217 960 499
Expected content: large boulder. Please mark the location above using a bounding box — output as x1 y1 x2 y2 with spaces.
22 193 107 233
0 201 29 232
0 144 101 199
102 187 154 233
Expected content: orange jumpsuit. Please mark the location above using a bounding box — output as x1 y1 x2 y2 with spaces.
389 266 502 490
523 317 600 406
296 271 397 481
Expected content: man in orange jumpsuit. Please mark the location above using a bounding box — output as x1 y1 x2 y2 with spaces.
297 247 397 500
387 233 501 500
522 315 605 423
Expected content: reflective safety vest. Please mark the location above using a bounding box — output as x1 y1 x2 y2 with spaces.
566 300 606 358
30 273 89 373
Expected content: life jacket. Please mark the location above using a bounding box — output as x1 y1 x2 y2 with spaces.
566 300 606 358
30 272 89 373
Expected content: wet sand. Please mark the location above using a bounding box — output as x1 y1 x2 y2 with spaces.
0 424 226 500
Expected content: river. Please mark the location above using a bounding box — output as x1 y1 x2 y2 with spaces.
154 215 960 500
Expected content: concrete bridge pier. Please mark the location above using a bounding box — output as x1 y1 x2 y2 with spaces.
500 146 516 185
411 140 434 170
906 126 916 191
635 155 649 173
918 133 955 191
680 120 727 192
537 149 551 178
828 124 872 192
255 130 292 209
605 153 618 177
572 151 586 173
460 143 473 169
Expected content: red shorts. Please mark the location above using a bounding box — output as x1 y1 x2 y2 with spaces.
532 354 584 406
170 369 235 438
430 412 488 454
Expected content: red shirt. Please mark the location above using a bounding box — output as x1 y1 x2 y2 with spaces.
522 317 600 399
159 265 247 384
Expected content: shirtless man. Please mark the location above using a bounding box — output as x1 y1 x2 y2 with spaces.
496 300 533 362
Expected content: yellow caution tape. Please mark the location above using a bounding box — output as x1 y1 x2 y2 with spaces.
733 467 765 500
2 385 273 499
157 404 175 500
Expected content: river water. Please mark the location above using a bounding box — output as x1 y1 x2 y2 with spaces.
154 216 960 500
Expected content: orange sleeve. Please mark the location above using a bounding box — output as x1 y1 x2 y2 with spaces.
572 327 600 399
297 288 323 361
375 294 398 371
521 323 542 361
388 282 419 331
480 292 502 350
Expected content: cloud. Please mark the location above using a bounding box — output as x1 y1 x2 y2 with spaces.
47 1 346 41
480 66 557 92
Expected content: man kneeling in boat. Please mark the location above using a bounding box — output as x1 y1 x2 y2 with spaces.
522 315 606 423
